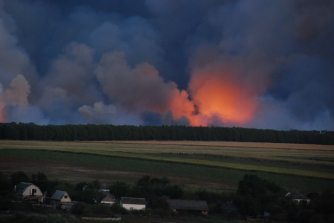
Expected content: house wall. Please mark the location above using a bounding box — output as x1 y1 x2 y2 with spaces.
50 200 58 205
60 193 72 203
293 199 310 204
22 185 43 197
101 201 115 205
122 203 145 210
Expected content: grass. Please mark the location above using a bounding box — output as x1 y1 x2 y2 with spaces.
1 140 334 180
1 140 334 191
1 148 334 191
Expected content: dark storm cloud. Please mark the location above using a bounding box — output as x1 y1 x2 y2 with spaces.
0 0 333 130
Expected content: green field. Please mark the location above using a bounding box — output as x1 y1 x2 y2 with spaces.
0 140 334 192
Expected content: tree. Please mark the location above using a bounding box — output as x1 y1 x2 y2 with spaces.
236 174 282 216
0 172 11 196
151 196 169 209
137 175 153 198
109 181 131 199
164 185 184 199
31 172 54 194
10 171 29 187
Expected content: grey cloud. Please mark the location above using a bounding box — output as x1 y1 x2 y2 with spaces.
95 51 173 112
79 101 116 117
5 74 30 107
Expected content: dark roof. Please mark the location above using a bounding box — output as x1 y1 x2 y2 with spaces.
15 182 34 195
121 197 146 205
168 199 209 211
288 192 309 200
51 190 68 200
100 193 115 202
282 190 290 197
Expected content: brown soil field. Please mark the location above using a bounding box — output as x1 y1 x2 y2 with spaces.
0 155 235 190
101 140 334 150
1 140 334 151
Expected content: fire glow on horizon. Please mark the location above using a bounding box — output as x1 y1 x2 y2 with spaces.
172 65 258 127
187 75 257 126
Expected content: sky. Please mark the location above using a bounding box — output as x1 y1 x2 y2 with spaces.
0 0 333 130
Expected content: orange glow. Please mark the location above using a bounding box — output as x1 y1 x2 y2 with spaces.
168 89 195 119
0 105 3 123
147 88 195 120
184 68 257 126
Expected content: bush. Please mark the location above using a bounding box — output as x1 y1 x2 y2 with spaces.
71 203 92 216
151 197 169 209
0 196 13 211
110 203 127 215
90 204 112 217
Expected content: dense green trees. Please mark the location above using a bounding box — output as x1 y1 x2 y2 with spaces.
236 174 285 216
10 171 30 187
0 172 12 197
0 123 333 144
109 181 131 199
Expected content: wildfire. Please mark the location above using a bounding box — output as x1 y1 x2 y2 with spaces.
0 109 3 123
182 68 257 126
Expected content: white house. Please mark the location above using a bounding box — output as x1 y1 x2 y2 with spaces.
14 182 44 203
120 197 146 210
50 190 72 209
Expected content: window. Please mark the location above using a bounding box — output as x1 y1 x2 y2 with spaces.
31 189 36 195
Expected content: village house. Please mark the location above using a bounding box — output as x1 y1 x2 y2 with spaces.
99 193 116 205
168 199 209 215
14 182 44 203
50 190 73 209
120 197 146 210
82 183 110 193
99 183 110 193
284 191 310 204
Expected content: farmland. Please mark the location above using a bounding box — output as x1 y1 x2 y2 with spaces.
1 140 334 192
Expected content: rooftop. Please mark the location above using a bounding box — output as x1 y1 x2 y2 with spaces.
168 199 209 211
121 197 146 205
15 182 34 195
51 190 68 200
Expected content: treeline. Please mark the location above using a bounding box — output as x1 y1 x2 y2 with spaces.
0 122 333 144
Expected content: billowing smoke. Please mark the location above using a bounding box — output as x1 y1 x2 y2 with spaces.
0 0 333 130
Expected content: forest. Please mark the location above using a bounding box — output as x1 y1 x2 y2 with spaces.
0 123 333 144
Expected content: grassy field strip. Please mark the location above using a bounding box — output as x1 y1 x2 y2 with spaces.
3 147 334 180
1 140 334 166
155 153 334 168
1 141 334 158
1 140 334 168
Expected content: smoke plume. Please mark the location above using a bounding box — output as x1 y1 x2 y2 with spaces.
0 0 333 130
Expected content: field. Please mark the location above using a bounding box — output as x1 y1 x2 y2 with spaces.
1 140 334 192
